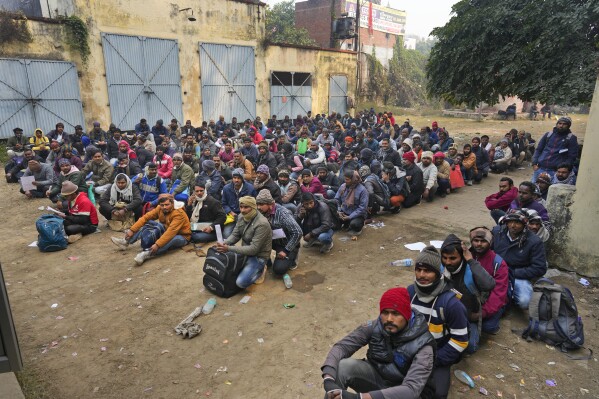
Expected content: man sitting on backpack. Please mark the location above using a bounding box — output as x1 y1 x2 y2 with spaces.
296 192 335 254
468 227 509 350
111 194 191 265
58 181 99 243
215 196 272 288
408 246 469 399
492 210 547 309
439 234 496 356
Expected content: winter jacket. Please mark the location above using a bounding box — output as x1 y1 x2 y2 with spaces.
264 205 303 254
321 313 435 399
196 170 223 200
417 163 437 190
532 128 578 170
130 200 191 247
296 200 333 236
48 168 87 198
509 198 549 222
111 161 143 181
279 181 301 205
335 182 369 219
257 152 278 178
473 249 509 319
138 174 167 206
408 285 469 367
493 146 512 165
435 160 450 180
461 152 477 173
471 146 490 171
232 157 256 182
485 186 518 211
153 154 173 179
170 163 195 195
224 211 272 260
404 164 424 206
318 172 341 193
184 195 226 229
377 148 402 167
222 182 257 214
254 177 282 204
300 178 326 196
445 259 496 319
491 225 547 281
23 162 55 187
82 160 114 186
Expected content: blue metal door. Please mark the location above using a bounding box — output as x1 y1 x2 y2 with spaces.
0 58 84 139
102 33 183 130
329 75 348 115
199 43 256 122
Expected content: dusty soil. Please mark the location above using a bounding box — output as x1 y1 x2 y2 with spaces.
2 115 596 399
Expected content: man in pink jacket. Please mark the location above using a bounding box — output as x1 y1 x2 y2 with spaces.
467 226 509 353
152 145 173 180
484 177 518 223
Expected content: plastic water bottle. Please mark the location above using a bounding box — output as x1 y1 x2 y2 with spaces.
390 259 413 267
283 274 293 289
202 298 217 314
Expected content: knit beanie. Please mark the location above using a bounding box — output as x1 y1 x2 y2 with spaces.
415 246 442 276
256 164 270 175
402 151 416 162
379 287 412 321
202 160 215 171
232 168 245 178
256 189 274 204
421 151 434 160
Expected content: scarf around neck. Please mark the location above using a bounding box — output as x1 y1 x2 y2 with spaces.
190 191 208 223
413 276 447 304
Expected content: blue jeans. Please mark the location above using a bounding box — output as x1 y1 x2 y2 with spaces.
511 278 533 309
532 167 555 183
236 256 266 288
223 221 235 239
191 231 216 243
129 228 188 255
490 209 506 224
317 229 334 245
466 306 505 353
460 165 474 181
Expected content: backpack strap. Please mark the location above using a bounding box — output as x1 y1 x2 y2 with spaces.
492 253 503 276
463 264 479 296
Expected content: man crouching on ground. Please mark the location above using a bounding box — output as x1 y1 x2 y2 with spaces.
321 287 436 399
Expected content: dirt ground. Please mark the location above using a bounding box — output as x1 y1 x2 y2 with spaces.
2 115 597 399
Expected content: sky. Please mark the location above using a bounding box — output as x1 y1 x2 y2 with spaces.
264 0 460 38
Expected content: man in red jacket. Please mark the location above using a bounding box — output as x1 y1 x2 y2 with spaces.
484 177 518 223
467 227 509 353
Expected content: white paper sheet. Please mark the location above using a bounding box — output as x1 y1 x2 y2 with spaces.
272 228 286 240
28 241 38 247
430 240 444 249
20 175 36 191
404 242 427 251
215 224 223 244
46 206 66 217
191 222 211 232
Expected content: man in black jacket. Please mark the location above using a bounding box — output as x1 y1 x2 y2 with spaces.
321 287 435 399
296 192 334 254
185 181 226 243
317 166 340 199
402 151 424 208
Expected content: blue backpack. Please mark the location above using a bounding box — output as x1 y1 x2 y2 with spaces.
36 214 68 252
139 220 165 250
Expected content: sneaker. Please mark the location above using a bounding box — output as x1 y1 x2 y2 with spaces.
67 233 82 244
302 239 318 248
320 241 334 254
254 266 267 284
134 250 152 265
111 236 129 251
288 264 298 271
466 180 473 186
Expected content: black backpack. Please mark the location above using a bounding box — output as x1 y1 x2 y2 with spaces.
203 247 247 298
522 278 585 352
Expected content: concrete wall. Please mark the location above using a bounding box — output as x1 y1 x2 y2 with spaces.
546 76 599 277
0 0 356 129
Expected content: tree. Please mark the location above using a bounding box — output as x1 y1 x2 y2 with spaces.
426 0 599 106
265 0 316 47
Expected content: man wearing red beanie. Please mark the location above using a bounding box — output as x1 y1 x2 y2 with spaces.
321 287 435 399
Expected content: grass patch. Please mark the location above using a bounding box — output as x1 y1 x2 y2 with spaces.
15 367 57 399
0 141 8 165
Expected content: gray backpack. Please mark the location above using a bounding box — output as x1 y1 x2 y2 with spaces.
522 278 585 353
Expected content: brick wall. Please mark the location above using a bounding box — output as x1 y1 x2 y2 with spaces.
295 0 336 48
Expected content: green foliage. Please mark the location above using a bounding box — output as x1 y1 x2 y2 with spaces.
388 37 428 107
59 15 90 64
265 0 317 46
415 37 436 56
366 46 389 103
0 10 33 45
427 0 599 106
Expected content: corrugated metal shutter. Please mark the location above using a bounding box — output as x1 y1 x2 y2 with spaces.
199 43 256 122
0 58 84 139
270 72 312 118
101 33 183 130
329 75 348 115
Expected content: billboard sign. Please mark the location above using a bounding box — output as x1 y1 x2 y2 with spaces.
345 1 406 36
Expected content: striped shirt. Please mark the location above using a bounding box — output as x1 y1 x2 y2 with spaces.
408 285 469 367
266 205 303 253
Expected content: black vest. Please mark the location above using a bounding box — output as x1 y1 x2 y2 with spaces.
366 310 436 394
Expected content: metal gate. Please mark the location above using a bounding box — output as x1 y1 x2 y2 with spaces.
101 33 183 130
0 58 84 139
270 72 312 118
199 43 256 122
329 75 348 115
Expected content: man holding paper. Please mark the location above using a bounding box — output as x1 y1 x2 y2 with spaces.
255 189 303 278
20 160 55 199
185 181 226 243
